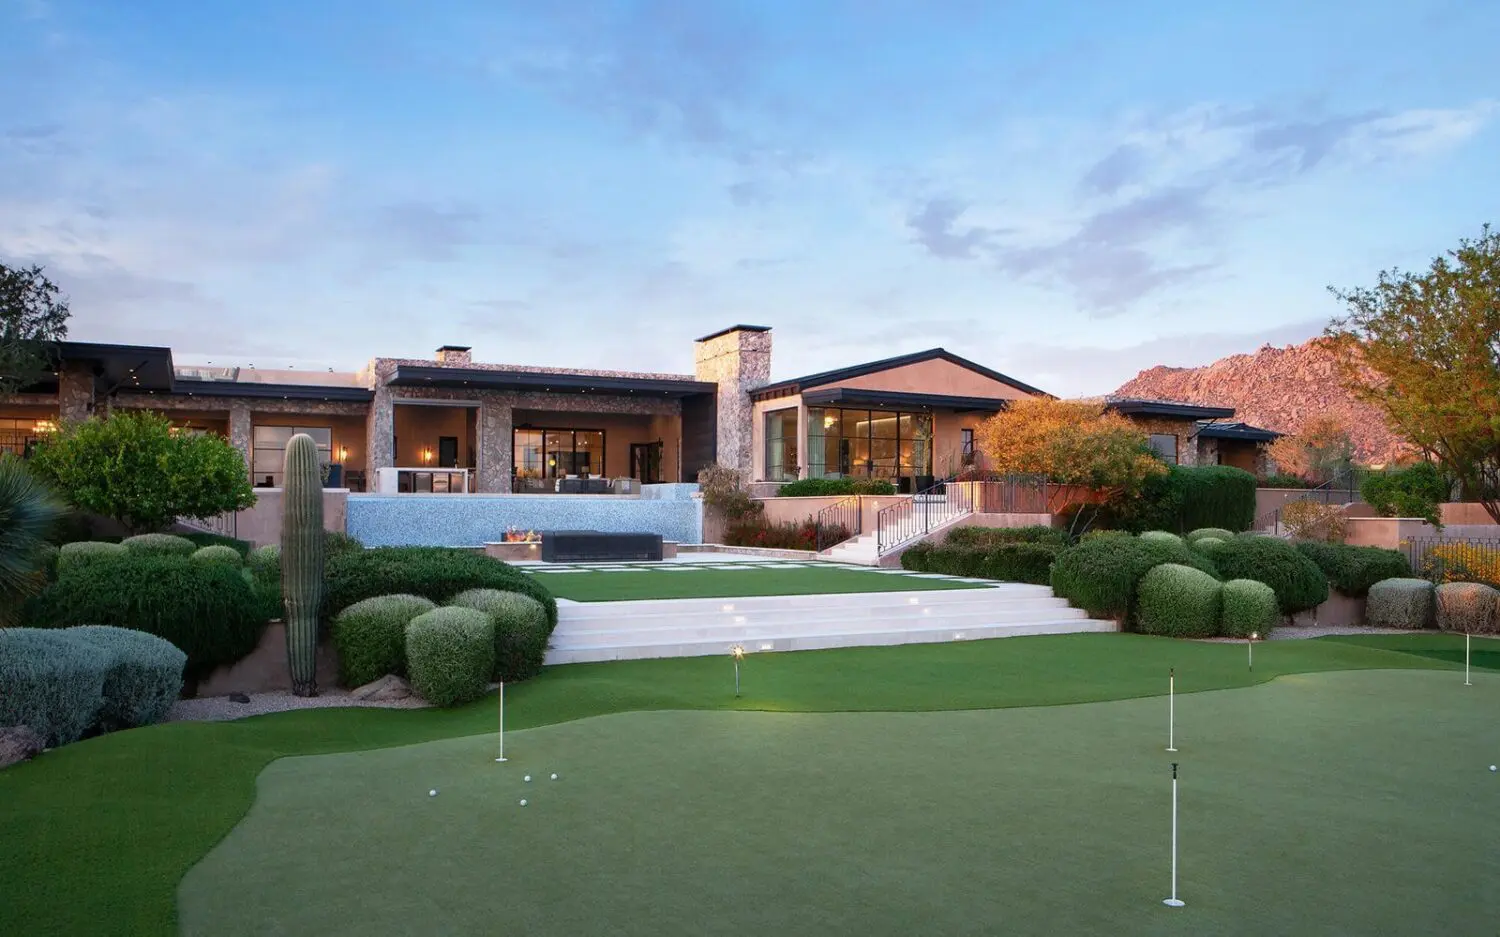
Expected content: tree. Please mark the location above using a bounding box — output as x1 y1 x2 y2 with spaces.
1265 415 1356 484
0 456 63 623
1327 225 1500 522
28 411 256 534
0 263 70 396
976 398 1166 534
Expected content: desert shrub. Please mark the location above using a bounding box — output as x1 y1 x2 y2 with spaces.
1435 582 1499 635
1294 542 1411 597
332 594 436 687
121 533 197 557
1220 579 1279 638
1135 564 1223 638
904 541 1059 585
776 478 897 497
1211 536 1329 616
1366 578 1436 629
900 542 932 570
69 625 186 731
1280 500 1348 543
698 463 763 522
724 518 843 551
246 544 280 585
1050 533 1219 621
0 628 111 747
1192 537 1227 557
447 588 551 681
56 540 125 576
405 607 495 707
323 547 556 632
1419 542 1500 588
34 543 60 582
947 525 1068 548
0 455 64 624
180 532 253 557
1186 527 1236 544
1139 530 1185 548
1362 462 1448 526
1259 472 1312 489
190 544 243 567
324 530 364 556
32 553 268 678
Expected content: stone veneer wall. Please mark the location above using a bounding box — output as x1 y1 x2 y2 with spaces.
693 329 771 480
347 491 703 547
58 363 96 424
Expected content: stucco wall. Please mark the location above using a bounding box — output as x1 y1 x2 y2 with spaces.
347 493 704 547
826 358 1033 399
1440 503 1499 525
234 489 349 547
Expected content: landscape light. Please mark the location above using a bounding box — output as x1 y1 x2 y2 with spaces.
730 644 745 697
1248 632 1259 672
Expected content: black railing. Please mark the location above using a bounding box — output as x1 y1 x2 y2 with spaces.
974 473 1048 514
814 495 862 551
1253 467 1370 534
876 479 975 553
178 510 238 540
1405 536 1500 588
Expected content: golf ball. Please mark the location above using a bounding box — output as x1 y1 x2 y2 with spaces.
429 790 437 797
550 773 558 780
524 775 532 782
519 799 528 806
1490 765 1497 772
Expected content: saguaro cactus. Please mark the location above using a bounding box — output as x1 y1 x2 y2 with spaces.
281 433 325 696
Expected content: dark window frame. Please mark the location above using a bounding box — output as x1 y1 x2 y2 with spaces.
512 426 607 485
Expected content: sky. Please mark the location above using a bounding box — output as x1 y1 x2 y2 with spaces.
2 0 1497 395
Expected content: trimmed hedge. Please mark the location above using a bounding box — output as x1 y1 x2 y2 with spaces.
1435 582 1498 635
181 532 252 557
190 544 243 567
901 541 1059 585
31 553 268 678
1178 466 1257 533
0 628 110 747
121 533 197 557
447 588 552 681
1050 533 1219 622
1192 537 1227 557
35 543 60 582
56 541 125 576
325 530 364 556
775 478 897 497
332 594 436 687
1136 564 1222 638
1366 578 1436 630
247 544 280 586
1294 542 1411 598
323 547 557 631
1187 527 1236 544
1139 531 1185 549
943 525 1068 548
1220 579 1279 638
70 625 186 731
405 607 495 707
1210 536 1328 615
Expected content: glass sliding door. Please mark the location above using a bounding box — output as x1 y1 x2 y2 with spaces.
804 407 934 491
512 427 608 490
763 407 799 481
252 425 331 488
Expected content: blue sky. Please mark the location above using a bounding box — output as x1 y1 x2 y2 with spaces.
3 0 1496 394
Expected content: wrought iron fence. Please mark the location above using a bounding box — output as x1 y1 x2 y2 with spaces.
178 510 239 540
1405 536 1500 588
973 473 1048 514
1252 467 1370 533
814 495 862 551
876 479 975 553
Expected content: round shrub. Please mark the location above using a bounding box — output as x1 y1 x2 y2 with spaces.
0 628 111 747
1219 579 1279 638
1293 542 1412 598
191 544 243 567
121 533 197 557
447 589 551 681
1136 564 1223 638
1366 578 1436 629
68 625 186 730
1139 531 1186 549
35 543 60 582
33 553 268 678
56 540 125 576
324 530 364 556
247 544 280 585
181 532 252 557
900 542 933 571
1210 535 1328 616
405 607 495 707
1187 527 1236 544
324 547 556 631
1435 581 1498 635
1192 537 1226 556
332 594 437 687
1050 534 1219 622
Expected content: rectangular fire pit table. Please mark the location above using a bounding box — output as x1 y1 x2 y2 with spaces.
540 530 665 563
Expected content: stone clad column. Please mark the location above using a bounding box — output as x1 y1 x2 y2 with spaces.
364 360 395 486
58 363 95 424
477 396 512 493
693 326 772 481
229 402 252 479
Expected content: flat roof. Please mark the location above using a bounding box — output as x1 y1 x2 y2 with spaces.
752 347 1049 400
56 341 177 393
1195 420 1281 442
1106 397 1236 420
388 364 717 398
695 324 772 343
169 379 374 402
800 387 1015 413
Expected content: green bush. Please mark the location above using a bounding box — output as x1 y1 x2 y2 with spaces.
405 607 495 707
1178 466 1257 532
775 478 897 497
332 594 436 687
69 625 186 731
32 553 268 678
945 525 1068 548
247 544 280 585
35 543 60 582
1361 463 1448 526
1435 582 1498 634
900 542 933 571
1294 542 1412 597
0 628 111 747
1135 564 1223 638
324 530 364 556
323 547 556 632
903 541 1059 585
121 533 197 557
1366 578 1436 629
0 455 64 624
1050 533 1219 621
1259 472 1312 489
1211 535 1328 615
181 532 252 557
1139 530 1185 548
1220 579 1279 638
56 540 125 576
190 544 243 567
1192 537 1227 557
447 589 551 681
1186 527 1236 544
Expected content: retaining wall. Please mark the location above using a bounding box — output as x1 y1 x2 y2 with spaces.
347 493 703 547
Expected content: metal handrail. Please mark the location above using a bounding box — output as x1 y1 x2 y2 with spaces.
814 495 862 551
876 479 975 553
1253 467 1368 534
178 510 238 539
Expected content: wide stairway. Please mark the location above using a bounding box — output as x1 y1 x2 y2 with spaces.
818 494 969 566
545 584 1116 664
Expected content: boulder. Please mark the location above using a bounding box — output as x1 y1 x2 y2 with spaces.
351 674 412 702
0 726 45 770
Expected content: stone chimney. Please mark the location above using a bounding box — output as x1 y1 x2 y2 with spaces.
435 345 472 367
693 325 772 480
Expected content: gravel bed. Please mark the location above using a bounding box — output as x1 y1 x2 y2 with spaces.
168 690 430 723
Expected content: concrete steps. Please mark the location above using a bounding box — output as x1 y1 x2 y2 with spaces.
544 586 1116 664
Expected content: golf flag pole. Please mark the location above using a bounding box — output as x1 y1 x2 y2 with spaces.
1166 668 1177 752
494 682 508 763
1163 762 1184 908
1465 633 1472 686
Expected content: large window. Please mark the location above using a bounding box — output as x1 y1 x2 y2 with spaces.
961 428 976 466
806 407 932 489
0 417 54 459
1149 433 1179 465
252 426 332 487
763 408 799 481
513 428 606 488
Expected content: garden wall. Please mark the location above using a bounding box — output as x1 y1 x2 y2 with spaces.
1440 503 1499 525
1344 518 1500 550
234 489 349 547
197 624 341 697
347 493 703 547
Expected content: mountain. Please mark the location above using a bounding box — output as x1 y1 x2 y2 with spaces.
1113 337 1406 464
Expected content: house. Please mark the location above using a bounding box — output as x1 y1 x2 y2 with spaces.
1104 396 1280 473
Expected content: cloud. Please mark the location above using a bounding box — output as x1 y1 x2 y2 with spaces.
1078 143 1145 196
906 198 1002 260
378 202 484 262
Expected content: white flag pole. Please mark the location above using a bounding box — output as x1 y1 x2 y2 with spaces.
1166 668 1177 752
1465 632 1472 687
1163 762 1185 908
494 682 508 763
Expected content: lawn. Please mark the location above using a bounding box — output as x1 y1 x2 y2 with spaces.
524 563 988 602
2 632 1496 935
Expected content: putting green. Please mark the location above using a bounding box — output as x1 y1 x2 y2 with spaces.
179 670 1500 937
525 564 988 602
